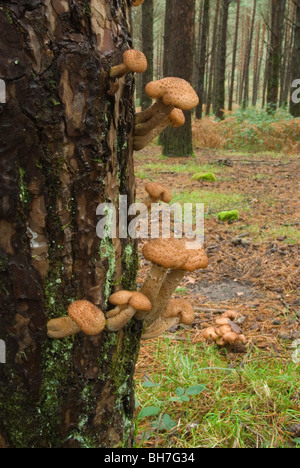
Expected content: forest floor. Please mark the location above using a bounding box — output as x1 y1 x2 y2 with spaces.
133 144 300 449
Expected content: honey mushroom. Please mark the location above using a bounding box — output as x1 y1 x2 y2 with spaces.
106 291 151 332
141 299 195 340
110 49 147 79
134 78 199 136
47 300 106 339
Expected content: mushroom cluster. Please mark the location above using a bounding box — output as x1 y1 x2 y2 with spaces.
202 310 247 347
47 183 207 342
134 78 199 151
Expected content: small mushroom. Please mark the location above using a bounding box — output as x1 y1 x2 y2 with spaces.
217 332 247 346
110 49 147 79
162 298 195 325
141 299 194 340
147 239 208 326
202 327 219 342
106 290 151 332
135 238 189 321
222 310 239 320
143 182 172 211
134 108 185 151
132 0 144 5
134 78 199 135
47 300 106 339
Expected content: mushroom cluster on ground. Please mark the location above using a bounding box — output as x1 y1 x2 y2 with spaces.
202 310 247 348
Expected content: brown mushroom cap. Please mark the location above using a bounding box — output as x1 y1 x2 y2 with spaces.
123 49 147 74
222 332 247 345
215 317 230 326
142 238 189 270
145 182 172 204
222 310 239 320
218 324 232 336
202 327 219 341
163 299 194 325
145 78 199 111
168 108 186 128
68 300 106 336
132 0 144 5
109 290 151 311
180 240 209 272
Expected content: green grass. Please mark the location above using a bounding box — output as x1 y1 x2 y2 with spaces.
171 189 249 217
135 162 226 180
233 222 300 245
135 338 300 448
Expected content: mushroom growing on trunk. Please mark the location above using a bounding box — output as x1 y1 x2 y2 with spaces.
110 49 147 79
134 238 189 321
106 290 151 332
145 239 208 326
134 78 199 136
141 299 194 340
134 108 185 151
47 300 106 339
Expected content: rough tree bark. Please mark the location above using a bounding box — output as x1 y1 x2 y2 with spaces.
228 0 240 111
162 0 196 157
196 0 210 120
141 0 154 110
290 0 300 116
215 0 230 120
266 0 286 112
0 0 141 448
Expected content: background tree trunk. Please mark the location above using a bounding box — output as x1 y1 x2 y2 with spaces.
162 0 196 157
215 0 230 120
228 0 240 111
196 0 210 119
266 0 286 111
290 0 300 116
141 0 154 110
0 0 141 448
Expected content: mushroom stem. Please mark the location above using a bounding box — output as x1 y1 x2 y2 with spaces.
134 100 174 130
134 264 167 320
134 117 170 151
144 269 186 326
110 63 129 79
47 316 81 339
106 305 137 332
141 316 179 340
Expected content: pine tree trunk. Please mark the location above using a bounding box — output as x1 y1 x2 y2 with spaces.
290 1 300 116
228 0 240 111
215 0 230 120
206 0 220 116
0 0 141 448
266 0 286 112
196 0 210 120
141 0 154 110
162 0 196 157
242 1 257 109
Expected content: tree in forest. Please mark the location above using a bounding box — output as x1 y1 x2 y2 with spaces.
0 0 142 448
141 0 154 110
290 0 300 116
162 0 196 157
228 0 240 111
266 0 286 112
215 0 231 120
196 0 210 120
